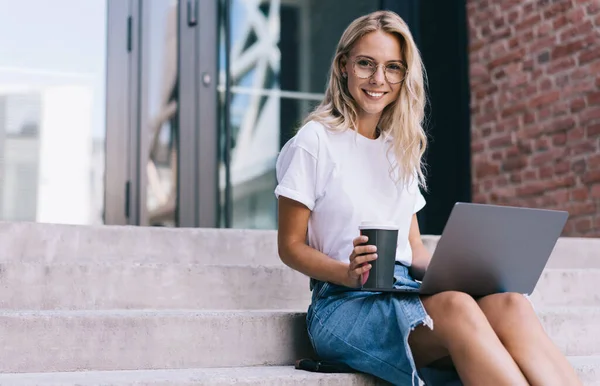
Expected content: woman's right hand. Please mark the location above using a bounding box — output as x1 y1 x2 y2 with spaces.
346 235 378 288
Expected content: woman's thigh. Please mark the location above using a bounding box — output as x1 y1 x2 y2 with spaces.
409 293 452 368
408 323 451 369
409 291 490 368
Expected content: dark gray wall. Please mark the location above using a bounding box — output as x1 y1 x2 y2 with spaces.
307 0 380 94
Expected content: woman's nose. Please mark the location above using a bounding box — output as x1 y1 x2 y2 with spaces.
371 65 386 84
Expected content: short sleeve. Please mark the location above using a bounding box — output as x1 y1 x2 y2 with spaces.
274 143 318 210
414 188 426 213
409 173 426 214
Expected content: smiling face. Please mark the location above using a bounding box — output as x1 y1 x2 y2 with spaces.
342 30 404 122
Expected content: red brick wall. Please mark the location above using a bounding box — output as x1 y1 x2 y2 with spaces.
468 0 600 236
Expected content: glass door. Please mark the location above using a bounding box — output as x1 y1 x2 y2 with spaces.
131 0 218 228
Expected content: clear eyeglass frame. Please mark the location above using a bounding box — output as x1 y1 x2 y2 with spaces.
352 57 408 84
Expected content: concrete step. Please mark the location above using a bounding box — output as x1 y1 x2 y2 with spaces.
1 262 597 310
0 222 279 266
0 310 313 373
0 263 312 310
0 366 387 386
543 237 600 269
0 308 597 373
423 235 600 269
1 222 598 269
0 360 597 386
530 269 600 307
538 307 600 357
572 356 600 386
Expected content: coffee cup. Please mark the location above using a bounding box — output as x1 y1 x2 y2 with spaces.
359 222 399 290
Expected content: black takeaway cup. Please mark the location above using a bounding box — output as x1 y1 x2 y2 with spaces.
358 222 399 290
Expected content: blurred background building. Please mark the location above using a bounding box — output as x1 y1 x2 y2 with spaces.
0 0 598 236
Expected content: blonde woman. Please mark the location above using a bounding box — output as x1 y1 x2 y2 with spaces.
275 10 581 386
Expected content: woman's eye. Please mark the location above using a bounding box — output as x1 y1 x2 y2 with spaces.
357 59 373 67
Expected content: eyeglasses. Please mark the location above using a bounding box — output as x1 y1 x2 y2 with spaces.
352 57 407 84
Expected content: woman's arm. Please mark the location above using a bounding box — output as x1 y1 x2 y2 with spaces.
408 214 431 281
277 196 376 288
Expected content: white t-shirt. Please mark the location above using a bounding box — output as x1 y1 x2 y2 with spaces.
274 120 426 266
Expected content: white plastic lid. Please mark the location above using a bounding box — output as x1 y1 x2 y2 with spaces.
358 221 398 231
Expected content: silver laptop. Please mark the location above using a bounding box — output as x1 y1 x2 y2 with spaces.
391 202 568 297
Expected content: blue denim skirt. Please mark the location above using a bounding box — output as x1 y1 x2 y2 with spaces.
306 263 460 386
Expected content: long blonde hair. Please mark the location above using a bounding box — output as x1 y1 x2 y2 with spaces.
304 10 428 189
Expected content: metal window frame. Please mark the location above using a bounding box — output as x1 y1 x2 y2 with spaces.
195 0 219 228
105 0 138 225
128 1 142 226
178 0 219 228
177 0 196 227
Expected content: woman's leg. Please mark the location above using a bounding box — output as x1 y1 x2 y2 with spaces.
409 291 528 386
477 293 582 386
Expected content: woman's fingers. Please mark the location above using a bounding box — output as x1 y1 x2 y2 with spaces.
349 253 377 273
350 244 377 263
347 235 377 286
353 235 368 246
353 252 378 267
355 244 377 256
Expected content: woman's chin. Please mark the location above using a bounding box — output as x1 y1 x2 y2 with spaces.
358 105 385 117
357 98 393 116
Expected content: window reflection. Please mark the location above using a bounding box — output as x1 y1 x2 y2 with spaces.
0 0 107 225
144 0 179 227
218 0 378 229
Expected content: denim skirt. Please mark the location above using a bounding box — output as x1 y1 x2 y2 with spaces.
306 263 445 386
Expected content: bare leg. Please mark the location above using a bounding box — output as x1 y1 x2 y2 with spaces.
409 291 528 386
477 293 582 386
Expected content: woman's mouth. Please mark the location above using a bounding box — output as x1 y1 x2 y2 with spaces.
363 89 387 100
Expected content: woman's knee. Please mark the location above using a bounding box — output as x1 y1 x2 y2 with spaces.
478 292 537 328
479 293 533 314
424 291 478 315
422 291 488 332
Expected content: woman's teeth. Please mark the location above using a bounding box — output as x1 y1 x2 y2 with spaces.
365 90 384 97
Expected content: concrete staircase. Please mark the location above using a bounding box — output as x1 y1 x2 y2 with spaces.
0 222 598 385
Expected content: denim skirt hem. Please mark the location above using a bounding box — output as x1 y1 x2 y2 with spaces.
306 264 434 386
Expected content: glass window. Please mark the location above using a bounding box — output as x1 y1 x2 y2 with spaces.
142 0 179 227
218 0 379 229
0 0 107 225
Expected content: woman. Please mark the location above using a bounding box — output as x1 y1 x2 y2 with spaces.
274 10 581 386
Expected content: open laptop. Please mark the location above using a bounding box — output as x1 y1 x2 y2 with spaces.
368 202 569 297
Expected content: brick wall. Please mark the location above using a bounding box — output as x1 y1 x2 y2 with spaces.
468 0 600 236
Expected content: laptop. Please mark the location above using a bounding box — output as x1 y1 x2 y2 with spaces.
369 202 568 297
